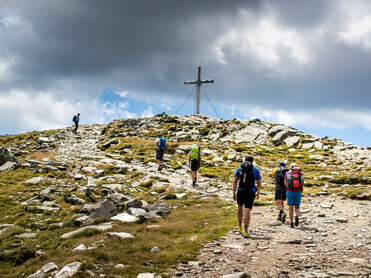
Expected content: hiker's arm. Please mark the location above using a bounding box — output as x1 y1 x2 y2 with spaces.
269 168 276 178
256 179 262 199
232 176 238 201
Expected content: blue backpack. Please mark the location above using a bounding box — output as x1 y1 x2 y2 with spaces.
72 115 77 122
159 137 167 150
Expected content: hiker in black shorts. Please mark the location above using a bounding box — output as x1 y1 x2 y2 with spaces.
188 146 201 186
156 135 167 171
269 162 289 223
232 155 262 238
72 113 80 134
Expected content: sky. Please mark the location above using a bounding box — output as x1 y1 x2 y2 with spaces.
0 0 370 147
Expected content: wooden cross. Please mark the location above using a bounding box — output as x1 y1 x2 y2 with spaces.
184 67 214 114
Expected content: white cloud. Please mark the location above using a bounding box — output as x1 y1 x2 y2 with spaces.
141 106 154 118
337 16 371 50
115 90 129 98
239 105 371 130
212 11 312 74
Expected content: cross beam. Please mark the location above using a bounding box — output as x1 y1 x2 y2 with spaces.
184 67 214 114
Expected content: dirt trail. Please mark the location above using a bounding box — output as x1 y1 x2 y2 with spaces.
171 196 371 278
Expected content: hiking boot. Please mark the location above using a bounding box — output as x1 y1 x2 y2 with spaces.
277 212 282 221
290 222 295 228
295 216 299 227
192 181 196 187
238 226 243 234
243 231 249 238
195 177 197 183
281 213 286 223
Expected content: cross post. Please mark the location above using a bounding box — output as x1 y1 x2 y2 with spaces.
184 67 214 114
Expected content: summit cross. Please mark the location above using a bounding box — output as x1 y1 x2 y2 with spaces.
184 67 214 114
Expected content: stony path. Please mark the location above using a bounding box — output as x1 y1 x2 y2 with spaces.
171 196 371 278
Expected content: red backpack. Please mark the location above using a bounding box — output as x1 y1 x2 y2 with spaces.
287 168 303 191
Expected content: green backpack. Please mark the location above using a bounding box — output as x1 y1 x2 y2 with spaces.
191 147 199 160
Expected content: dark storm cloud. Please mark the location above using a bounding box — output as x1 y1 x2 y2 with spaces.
1 0 371 115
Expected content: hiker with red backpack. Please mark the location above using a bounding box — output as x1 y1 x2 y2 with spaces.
156 135 167 171
269 162 289 223
232 155 262 238
285 163 304 228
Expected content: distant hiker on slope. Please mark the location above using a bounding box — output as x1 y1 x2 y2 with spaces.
72 113 80 134
188 145 202 186
232 155 262 238
156 135 167 171
269 162 289 223
285 163 304 228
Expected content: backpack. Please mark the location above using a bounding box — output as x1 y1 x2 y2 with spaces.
159 137 167 150
72 115 77 122
287 167 304 191
238 161 255 190
275 167 288 188
191 147 199 160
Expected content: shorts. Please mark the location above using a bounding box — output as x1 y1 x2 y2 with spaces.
156 149 165 161
275 187 286 201
286 191 302 207
237 190 256 210
190 159 200 171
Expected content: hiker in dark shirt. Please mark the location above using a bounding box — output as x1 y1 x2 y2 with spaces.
232 155 262 238
269 162 289 223
72 113 80 134
156 135 167 171
188 146 201 186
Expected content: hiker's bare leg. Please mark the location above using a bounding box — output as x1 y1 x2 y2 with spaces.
289 206 294 223
237 205 243 227
192 171 196 181
295 206 300 217
244 207 251 232
277 200 284 211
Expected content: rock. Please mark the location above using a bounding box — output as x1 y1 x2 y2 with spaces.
72 244 87 251
126 199 147 208
146 203 171 217
106 192 130 204
272 130 297 145
80 199 117 219
63 194 85 205
223 273 247 278
137 273 155 278
74 174 85 180
25 176 45 184
335 217 348 223
0 147 18 166
268 221 282 227
74 215 91 226
85 188 96 202
348 258 366 264
81 166 97 173
127 207 147 217
106 232 135 239
55 261 82 278
284 136 300 147
60 223 113 239
111 212 139 223
28 262 59 278
150 246 160 253
0 161 18 171
302 143 314 149
174 193 187 199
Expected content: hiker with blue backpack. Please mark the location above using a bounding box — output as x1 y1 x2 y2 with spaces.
269 162 289 223
232 155 262 238
285 163 304 228
72 113 80 134
156 135 167 171
188 146 201 186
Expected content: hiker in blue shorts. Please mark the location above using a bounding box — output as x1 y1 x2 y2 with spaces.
285 163 304 228
232 155 262 238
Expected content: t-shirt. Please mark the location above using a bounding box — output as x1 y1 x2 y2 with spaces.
234 166 261 192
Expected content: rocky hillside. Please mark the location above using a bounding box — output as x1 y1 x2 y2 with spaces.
0 114 370 278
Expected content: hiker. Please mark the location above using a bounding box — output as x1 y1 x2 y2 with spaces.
285 163 304 228
188 146 202 186
156 135 167 171
232 155 262 238
72 113 80 134
269 162 289 223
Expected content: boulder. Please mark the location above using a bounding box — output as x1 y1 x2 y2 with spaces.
272 130 297 145
80 199 117 219
55 261 82 278
0 161 18 171
146 203 171 217
111 212 139 223
25 176 45 184
126 199 147 209
27 262 59 278
284 136 300 147
63 194 85 205
106 232 135 239
60 223 113 239
106 192 131 204
0 147 18 166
